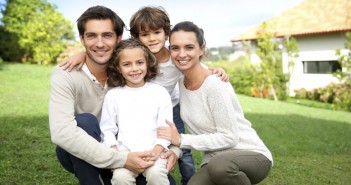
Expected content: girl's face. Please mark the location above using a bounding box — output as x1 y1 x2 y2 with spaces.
118 48 147 88
169 30 204 72
138 28 167 54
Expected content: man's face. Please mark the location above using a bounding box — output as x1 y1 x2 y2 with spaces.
80 19 121 66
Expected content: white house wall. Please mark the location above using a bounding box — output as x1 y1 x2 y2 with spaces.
284 33 347 96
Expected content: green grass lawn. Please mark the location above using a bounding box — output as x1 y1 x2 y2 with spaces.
1 63 350 184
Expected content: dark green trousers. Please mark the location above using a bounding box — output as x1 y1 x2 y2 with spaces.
188 150 272 185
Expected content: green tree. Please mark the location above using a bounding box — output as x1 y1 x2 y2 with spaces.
1 0 74 64
334 32 351 84
283 36 299 95
254 23 299 101
255 22 284 101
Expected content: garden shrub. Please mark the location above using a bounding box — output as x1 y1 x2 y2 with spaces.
206 56 255 96
294 83 351 111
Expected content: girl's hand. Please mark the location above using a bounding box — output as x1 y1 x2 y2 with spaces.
157 120 180 146
212 68 229 82
59 51 87 72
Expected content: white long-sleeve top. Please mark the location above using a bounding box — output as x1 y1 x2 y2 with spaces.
179 75 273 166
100 82 173 152
152 57 183 107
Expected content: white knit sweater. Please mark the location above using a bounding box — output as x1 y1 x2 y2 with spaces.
179 75 273 166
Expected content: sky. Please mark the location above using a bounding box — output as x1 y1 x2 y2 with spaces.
1 0 305 48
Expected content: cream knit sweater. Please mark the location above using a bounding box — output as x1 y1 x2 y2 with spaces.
179 75 273 166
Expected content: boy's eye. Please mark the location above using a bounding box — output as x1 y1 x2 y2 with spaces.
170 46 179 51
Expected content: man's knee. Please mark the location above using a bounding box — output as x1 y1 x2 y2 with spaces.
75 113 100 141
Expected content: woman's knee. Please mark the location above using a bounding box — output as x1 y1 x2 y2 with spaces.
207 155 251 185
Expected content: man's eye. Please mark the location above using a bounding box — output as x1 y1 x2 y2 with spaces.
104 34 113 38
86 34 95 39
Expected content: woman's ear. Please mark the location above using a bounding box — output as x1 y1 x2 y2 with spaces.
200 44 206 56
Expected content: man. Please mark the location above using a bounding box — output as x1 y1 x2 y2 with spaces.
49 6 180 185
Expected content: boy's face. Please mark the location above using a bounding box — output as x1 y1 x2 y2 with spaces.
138 28 167 54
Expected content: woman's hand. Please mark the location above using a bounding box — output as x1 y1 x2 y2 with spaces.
157 120 181 146
59 51 87 71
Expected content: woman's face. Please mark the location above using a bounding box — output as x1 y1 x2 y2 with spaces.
169 30 204 72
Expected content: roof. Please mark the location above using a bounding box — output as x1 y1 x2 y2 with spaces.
231 0 351 42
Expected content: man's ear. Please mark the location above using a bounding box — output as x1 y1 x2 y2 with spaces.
79 35 84 45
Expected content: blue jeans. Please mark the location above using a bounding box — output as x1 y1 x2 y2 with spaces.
173 104 196 185
55 113 176 185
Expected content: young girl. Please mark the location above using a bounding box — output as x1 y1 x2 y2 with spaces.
100 38 172 185
158 21 273 185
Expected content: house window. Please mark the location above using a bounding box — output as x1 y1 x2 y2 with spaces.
303 60 341 74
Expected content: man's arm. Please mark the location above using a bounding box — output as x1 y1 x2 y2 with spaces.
49 66 126 169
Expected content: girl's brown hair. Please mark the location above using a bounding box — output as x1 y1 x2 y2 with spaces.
107 38 158 87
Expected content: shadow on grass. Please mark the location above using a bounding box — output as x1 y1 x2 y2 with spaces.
1 113 350 185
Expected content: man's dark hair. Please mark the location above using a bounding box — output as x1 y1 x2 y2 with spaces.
77 5 125 37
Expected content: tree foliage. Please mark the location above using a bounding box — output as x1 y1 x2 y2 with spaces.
0 0 74 64
254 22 299 101
334 32 351 85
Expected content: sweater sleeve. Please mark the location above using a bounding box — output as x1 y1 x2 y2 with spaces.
49 66 127 169
180 78 239 151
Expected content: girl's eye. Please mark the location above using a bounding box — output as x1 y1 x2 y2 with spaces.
186 46 194 50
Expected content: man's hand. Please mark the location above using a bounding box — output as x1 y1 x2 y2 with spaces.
124 151 155 174
160 150 177 172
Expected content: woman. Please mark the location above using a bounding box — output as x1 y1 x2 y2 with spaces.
158 21 273 185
